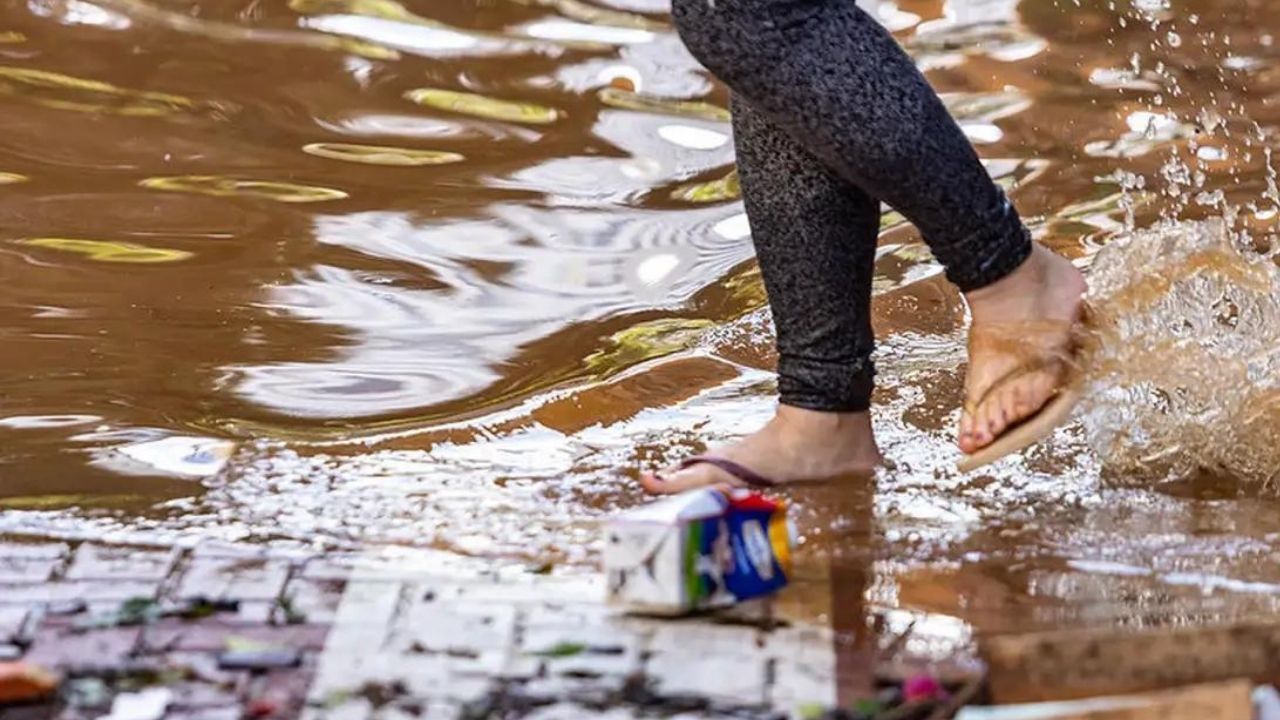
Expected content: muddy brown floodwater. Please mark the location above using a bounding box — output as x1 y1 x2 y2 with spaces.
4 0 1280 676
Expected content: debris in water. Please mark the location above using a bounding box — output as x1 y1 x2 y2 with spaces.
0 662 58 704
100 687 172 720
604 488 792 614
217 649 302 671
109 436 236 479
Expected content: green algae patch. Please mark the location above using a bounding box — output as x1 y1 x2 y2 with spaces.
405 88 559 125
0 66 196 116
15 237 194 264
509 0 667 30
290 0 425 23
598 87 730 122
302 142 464 166
584 318 715 377
140 176 349 203
671 169 740 203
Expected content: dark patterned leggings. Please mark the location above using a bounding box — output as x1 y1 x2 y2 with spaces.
672 0 1032 411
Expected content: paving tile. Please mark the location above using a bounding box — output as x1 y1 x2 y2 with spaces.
395 600 517 653
281 577 346 625
65 544 179 582
301 699 374 720
165 709 242 720
768 625 839 711
376 702 459 720
0 606 30 642
0 580 160 606
0 543 70 559
164 681 242 709
139 619 331 652
22 626 142 668
176 556 292 602
0 543 68 583
645 624 771 705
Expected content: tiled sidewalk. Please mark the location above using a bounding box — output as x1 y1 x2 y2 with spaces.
0 539 850 720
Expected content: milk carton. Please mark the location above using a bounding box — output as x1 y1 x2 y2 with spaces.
603 488 792 614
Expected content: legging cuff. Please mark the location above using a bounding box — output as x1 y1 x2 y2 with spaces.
777 355 876 413
937 195 1033 293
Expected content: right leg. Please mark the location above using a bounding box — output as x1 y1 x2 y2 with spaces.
641 98 882 492
669 0 1085 455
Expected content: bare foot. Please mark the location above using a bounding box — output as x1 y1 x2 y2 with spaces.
640 405 882 494
959 243 1087 454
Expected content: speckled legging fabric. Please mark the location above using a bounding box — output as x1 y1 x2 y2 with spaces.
672 0 1032 412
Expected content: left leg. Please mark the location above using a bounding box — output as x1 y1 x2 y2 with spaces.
641 97 882 493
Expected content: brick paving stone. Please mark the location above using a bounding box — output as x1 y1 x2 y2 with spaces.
301 699 374 720
65 544 179 582
162 651 241 685
645 624 771 705
522 704 645 720
0 543 68 583
376 703 459 720
0 605 30 642
768 625 839 713
2 541 848 720
0 580 160 606
140 620 331 653
281 577 346 625
396 600 516 653
249 665 315 714
175 556 292 603
164 680 241 709
22 626 143 668
165 709 242 720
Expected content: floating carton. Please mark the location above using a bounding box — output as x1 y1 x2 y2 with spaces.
603 488 792 614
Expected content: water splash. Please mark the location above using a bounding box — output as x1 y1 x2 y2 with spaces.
1080 218 1280 485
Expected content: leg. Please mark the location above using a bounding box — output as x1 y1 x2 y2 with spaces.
734 97 878 415
641 98 882 492
670 0 1085 455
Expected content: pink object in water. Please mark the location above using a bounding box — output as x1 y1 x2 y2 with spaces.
903 674 946 703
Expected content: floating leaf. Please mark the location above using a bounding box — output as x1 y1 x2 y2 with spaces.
508 0 667 30
289 0 422 23
598 87 729 122
0 172 27 184
302 142 464 166
671 169 740 203
15 238 193 264
404 88 559 125
0 32 25 44
0 66 195 116
140 176 349 203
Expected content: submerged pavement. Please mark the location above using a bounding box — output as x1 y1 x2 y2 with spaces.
0 538 949 720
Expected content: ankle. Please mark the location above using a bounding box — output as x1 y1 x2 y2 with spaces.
964 244 1082 324
773 404 872 437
